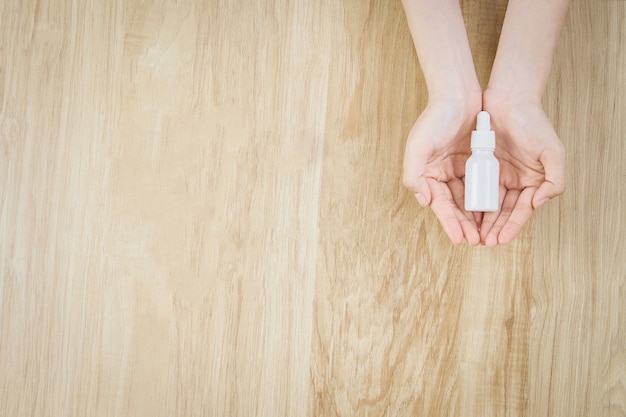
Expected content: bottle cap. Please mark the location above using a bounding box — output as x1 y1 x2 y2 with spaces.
471 111 495 149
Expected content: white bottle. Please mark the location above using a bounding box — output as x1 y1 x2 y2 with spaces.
465 111 499 212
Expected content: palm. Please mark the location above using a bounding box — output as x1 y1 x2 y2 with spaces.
497 109 553 189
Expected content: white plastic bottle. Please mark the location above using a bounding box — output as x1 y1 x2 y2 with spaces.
464 111 499 212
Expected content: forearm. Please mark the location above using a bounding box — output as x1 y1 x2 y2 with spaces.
402 0 481 101
488 0 571 102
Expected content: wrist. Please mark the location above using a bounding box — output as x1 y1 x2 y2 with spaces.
486 0 569 104
485 76 544 106
402 0 482 105
428 83 483 111
482 87 548 135
483 85 542 112
424 89 483 136
424 64 482 105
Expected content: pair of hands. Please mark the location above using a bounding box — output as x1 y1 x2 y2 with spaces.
403 89 565 247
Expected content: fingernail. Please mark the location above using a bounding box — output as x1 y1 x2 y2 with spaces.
535 198 549 209
416 193 427 206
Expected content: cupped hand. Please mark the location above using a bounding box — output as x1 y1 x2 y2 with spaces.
403 94 483 245
480 89 566 247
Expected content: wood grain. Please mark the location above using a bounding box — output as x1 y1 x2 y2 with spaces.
0 1 624 416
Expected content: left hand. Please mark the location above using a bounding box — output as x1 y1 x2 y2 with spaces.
479 89 566 247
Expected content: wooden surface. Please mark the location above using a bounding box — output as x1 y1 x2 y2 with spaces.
1 0 624 416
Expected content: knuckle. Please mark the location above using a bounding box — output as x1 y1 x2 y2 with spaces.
555 182 566 195
402 173 419 191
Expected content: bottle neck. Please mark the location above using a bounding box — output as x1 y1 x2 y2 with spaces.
471 148 494 153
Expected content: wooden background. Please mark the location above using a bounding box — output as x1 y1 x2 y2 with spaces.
1 0 624 416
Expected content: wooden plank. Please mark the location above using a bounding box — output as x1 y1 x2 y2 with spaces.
0 1 624 416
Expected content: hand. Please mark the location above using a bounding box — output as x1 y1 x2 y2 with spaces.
403 93 483 246
480 89 566 247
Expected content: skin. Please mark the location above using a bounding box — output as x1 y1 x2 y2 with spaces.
401 0 569 246
401 0 483 246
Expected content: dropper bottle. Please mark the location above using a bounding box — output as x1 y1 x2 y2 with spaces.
464 111 499 212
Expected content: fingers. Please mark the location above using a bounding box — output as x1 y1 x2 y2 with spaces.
407 178 431 207
472 211 483 229
498 187 536 245
448 178 480 245
482 189 520 248
427 178 479 246
482 187 536 247
533 140 566 208
479 184 508 244
427 179 463 245
458 168 484 235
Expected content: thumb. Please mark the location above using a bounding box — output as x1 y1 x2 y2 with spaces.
533 141 566 208
403 137 432 206
408 177 431 207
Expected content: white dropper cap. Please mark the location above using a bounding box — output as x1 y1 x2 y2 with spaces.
471 111 495 149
